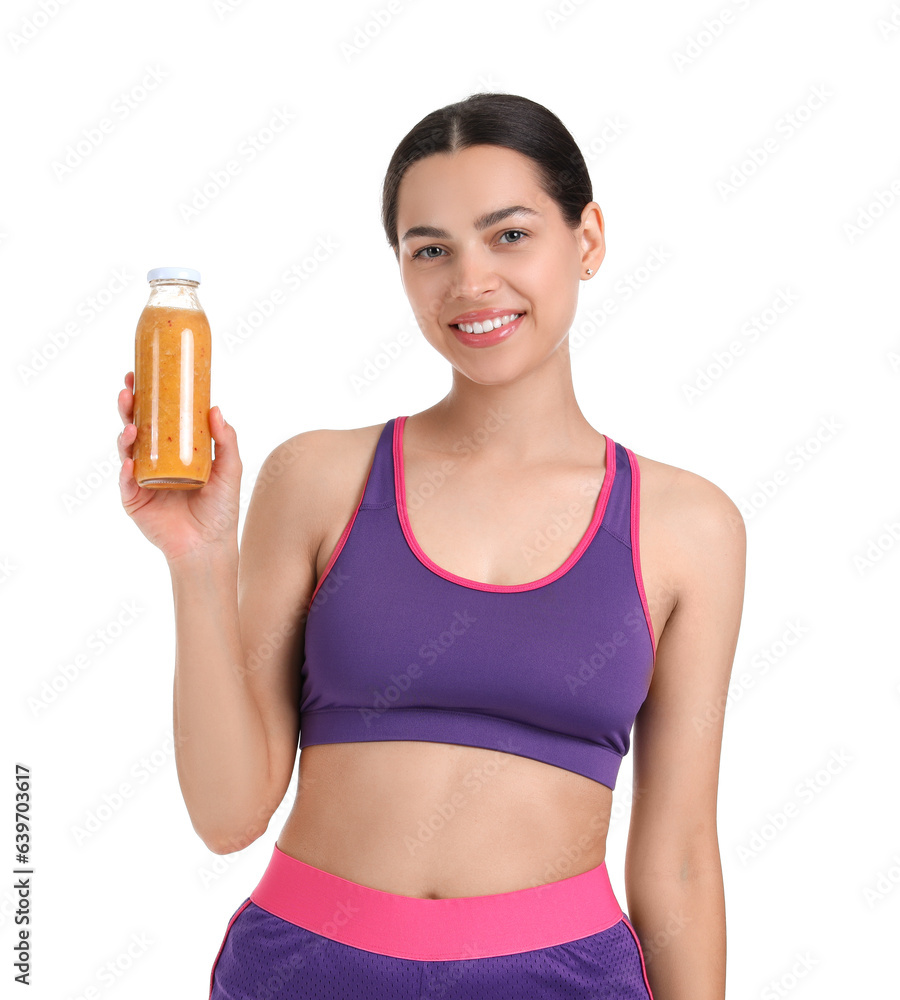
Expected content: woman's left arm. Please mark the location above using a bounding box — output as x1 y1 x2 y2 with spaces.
625 470 747 1000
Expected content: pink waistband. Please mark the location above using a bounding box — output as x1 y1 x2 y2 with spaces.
250 843 625 961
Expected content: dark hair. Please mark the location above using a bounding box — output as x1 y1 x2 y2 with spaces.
381 92 593 257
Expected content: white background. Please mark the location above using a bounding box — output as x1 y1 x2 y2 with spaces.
3 0 900 996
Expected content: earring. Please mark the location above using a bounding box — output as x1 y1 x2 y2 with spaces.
586 268 594 276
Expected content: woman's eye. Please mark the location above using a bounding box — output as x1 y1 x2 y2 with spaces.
411 245 445 260
410 229 529 261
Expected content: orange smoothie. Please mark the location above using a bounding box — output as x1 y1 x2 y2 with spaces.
133 305 211 489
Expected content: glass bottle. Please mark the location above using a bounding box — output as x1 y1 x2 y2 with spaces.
133 267 212 489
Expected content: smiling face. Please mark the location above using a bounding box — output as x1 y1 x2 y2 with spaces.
395 144 604 385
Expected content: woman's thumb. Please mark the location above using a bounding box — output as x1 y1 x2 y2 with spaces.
210 405 228 433
209 406 240 468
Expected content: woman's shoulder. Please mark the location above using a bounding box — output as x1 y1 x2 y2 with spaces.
627 445 745 546
246 421 391 564
257 420 389 501
272 419 387 461
628 447 746 630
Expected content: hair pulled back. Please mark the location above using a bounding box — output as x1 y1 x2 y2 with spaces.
381 92 593 257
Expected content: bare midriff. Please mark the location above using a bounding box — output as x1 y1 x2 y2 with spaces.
134 305 211 489
275 741 615 899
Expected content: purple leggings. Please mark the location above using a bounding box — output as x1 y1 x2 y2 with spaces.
209 843 654 999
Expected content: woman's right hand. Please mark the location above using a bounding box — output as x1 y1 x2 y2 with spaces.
117 371 243 563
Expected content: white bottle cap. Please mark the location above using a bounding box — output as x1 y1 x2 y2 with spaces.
147 267 201 283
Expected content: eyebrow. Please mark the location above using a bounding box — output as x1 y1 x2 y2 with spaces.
400 205 540 244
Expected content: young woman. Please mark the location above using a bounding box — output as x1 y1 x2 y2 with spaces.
117 92 745 999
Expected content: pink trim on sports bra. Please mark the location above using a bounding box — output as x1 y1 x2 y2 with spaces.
306 462 373 611
627 448 657 666
394 414 616 594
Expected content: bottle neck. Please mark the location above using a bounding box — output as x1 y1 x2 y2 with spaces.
147 279 203 310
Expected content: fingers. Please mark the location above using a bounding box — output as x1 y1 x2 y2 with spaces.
117 371 136 467
117 372 137 466
118 453 139 507
117 389 134 429
118 372 134 425
117 422 136 464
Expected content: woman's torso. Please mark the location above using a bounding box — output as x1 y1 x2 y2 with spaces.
276 414 679 899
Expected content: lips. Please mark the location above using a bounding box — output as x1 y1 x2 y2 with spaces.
449 307 526 326
449 312 525 349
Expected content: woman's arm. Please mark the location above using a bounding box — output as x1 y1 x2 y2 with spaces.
625 469 747 1000
171 432 326 854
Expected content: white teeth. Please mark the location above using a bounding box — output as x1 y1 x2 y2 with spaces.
455 313 522 334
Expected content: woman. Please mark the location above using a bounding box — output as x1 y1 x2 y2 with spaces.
117 92 745 999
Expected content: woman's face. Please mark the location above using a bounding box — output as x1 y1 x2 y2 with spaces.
395 144 604 385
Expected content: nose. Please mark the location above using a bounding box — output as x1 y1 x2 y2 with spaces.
446 247 500 301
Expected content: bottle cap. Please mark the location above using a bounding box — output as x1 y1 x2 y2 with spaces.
147 267 201 283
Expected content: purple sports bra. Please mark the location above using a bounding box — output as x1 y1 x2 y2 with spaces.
298 416 657 790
